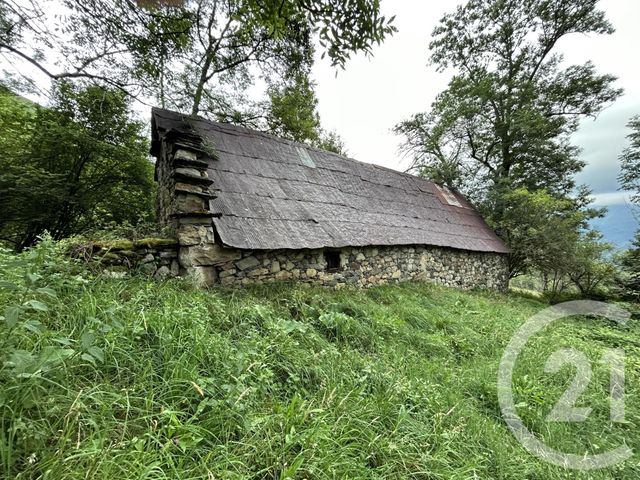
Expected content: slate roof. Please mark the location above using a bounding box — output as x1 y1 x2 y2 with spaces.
151 108 509 254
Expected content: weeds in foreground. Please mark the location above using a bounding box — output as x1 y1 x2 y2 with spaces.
0 240 638 478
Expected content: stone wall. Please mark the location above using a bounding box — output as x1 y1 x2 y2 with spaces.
179 242 508 290
89 238 179 279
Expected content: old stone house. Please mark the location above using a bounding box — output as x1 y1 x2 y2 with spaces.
150 107 509 289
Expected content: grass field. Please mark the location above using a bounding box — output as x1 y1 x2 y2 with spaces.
1 241 639 479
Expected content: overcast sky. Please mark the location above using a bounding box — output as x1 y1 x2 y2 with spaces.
311 0 640 207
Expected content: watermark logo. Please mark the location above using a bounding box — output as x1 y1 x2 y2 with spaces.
497 300 633 470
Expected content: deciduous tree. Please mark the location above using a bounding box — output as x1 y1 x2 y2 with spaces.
395 0 621 199
567 231 615 297
395 0 620 276
1 0 394 115
0 82 154 250
490 187 586 278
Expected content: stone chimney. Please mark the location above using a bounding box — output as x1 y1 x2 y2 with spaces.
151 121 221 284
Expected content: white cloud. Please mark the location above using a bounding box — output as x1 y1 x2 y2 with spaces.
590 191 633 206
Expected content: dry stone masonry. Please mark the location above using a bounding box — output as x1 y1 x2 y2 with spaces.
208 245 507 289
89 238 179 279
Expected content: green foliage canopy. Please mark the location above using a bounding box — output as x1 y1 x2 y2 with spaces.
395 0 621 200
566 231 615 298
1 1 393 112
491 187 587 278
0 82 154 250
1 0 378 147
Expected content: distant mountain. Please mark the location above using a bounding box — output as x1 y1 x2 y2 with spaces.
590 203 638 249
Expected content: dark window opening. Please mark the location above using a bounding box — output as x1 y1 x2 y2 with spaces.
324 250 341 272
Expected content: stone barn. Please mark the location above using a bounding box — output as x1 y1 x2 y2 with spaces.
150 107 509 289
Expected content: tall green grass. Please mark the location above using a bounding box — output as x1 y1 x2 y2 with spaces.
0 240 638 479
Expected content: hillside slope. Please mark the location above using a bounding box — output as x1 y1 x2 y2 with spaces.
0 242 638 479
